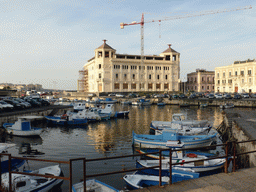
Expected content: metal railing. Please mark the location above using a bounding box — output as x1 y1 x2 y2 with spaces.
1 139 256 191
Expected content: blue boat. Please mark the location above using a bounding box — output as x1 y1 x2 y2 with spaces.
123 170 199 189
1 159 25 173
132 131 217 149
45 116 88 126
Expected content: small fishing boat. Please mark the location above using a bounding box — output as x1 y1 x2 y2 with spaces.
132 99 152 106
72 179 119 192
123 170 199 189
132 131 217 149
115 110 130 118
150 113 209 132
1 165 63 192
1 159 26 174
0 143 16 152
137 148 217 160
136 156 226 174
220 103 235 109
154 124 212 135
100 98 118 104
45 115 88 126
200 103 208 108
3 116 43 137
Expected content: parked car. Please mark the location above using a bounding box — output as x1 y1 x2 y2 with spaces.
108 93 116 96
188 94 197 99
241 93 250 98
172 94 179 99
179 94 187 99
32 98 50 106
116 94 125 98
224 94 232 99
215 94 223 99
208 94 215 99
14 98 31 108
250 93 256 98
0 100 14 111
233 94 241 99
25 98 42 107
4 99 23 109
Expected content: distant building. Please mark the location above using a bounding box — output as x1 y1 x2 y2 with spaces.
187 69 215 93
215 59 256 93
78 40 181 94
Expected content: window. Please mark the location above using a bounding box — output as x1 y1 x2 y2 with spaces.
242 79 244 83
164 83 168 89
202 86 204 90
165 75 168 80
99 73 101 79
241 71 244 76
124 74 127 79
207 77 209 82
223 72 225 78
195 86 197 90
165 55 170 60
157 75 159 80
149 74 151 79
217 73 219 78
195 78 197 82
132 74 135 79
229 72 231 77
173 55 176 61
248 70 252 75
131 83 136 89
123 83 128 89
148 83 152 89
105 51 109 58
114 83 119 89
249 78 252 83
99 64 101 69
207 86 209 90
116 74 118 79
217 80 220 84
235 71 237 76
202 77 204 82
156 83 160 89
98 51 102 58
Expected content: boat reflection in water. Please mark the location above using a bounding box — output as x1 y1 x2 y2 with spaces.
7 135 44 156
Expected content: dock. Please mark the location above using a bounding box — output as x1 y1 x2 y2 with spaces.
133 167 256 192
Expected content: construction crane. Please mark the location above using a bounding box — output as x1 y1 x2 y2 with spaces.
120 5 252 65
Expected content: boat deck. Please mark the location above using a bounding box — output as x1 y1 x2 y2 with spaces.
132 167 256 192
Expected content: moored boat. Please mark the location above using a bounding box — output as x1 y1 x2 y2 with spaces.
72 179 119 192
3 116 43 137
1 165 63 192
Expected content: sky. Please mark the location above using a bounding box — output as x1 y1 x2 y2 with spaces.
0 0 255 90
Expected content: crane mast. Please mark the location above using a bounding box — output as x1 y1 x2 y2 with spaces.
120 5 252 64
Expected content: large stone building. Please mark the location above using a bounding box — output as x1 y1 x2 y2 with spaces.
186 69 215 93
78 40 180 94
215 59 256 93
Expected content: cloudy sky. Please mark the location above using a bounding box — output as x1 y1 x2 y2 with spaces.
1 0 255 90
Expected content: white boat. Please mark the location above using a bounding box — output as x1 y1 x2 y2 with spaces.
123 170 199 190
0 143 16 152
220 103 235 109
1 165 63 192
154 124 212 135
132 99 152 106
137 155 226 173
72 179 119 192
3 116 43 137
100 98 118 104
150 113 209 132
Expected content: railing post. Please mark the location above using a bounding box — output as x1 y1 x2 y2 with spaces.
225 142 229 173
169 148 172 185
8 154 12 192
0 155 2 191
83 158 86 192
159 149 162 187
232 141 236 172
69 160 73 192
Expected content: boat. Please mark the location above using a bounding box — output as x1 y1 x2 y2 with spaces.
0 143 16 152
150 113 209 131
200 103 208 108
123 170 199 190
3 116 43 137
115 110 130 118
136 155 226 174
154 124 212 135
100 98 118 104
1 159 26 174
72 179 119 192
92 104 116 118
132 99 152 106
73 102 87 111
220 103 235 109
157 102 166 106
45 115 88 126
121 100 132 105
1 165 63 191
132 130 217 149
136 148 217 160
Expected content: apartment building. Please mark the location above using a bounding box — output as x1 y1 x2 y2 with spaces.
215 59 256 93
78 40 180 93
187 69 215 93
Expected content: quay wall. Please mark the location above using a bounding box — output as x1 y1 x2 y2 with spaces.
220 112 256 168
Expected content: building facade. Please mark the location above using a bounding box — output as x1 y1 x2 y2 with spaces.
78 40 180 93
186 69 215 93
215 59 256 93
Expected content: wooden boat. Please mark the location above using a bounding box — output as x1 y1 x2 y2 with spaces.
123 170 199 189
137 148 217 160
150 113 209 132
154 125 212 135
72 179 119 192
132 131 217 149
1 165 63 192
136 156 226 174
3 116 43 137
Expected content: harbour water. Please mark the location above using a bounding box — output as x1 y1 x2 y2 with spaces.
5 104 249 191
